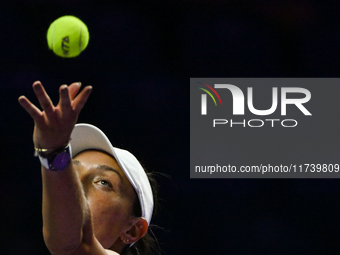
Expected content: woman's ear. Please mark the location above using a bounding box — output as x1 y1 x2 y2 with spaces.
120 217 148 244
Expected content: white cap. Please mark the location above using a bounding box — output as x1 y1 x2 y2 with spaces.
70 123 154 225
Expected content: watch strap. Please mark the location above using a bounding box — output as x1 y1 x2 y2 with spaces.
36 144 72 171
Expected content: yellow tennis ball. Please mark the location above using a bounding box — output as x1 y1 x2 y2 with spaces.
47 15 89 58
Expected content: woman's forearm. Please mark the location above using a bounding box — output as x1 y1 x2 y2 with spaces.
41 163 89 254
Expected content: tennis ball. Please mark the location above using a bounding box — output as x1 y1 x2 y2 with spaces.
47 15 89 58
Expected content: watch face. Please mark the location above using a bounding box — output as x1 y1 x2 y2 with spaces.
52 151 71 170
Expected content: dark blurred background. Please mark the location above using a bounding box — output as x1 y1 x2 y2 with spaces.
1 1 340 254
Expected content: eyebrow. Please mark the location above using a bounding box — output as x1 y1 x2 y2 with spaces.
97 164 124 182
72 160 123 182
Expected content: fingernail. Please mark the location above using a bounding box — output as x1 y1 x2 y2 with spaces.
77 82 82 86
33 83 40 90
18 96 25 102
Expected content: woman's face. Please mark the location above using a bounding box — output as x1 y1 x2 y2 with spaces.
73 150 137 249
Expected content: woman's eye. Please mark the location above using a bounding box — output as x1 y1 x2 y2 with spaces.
97 180 112 188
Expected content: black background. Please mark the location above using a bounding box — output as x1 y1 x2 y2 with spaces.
1 1 340 254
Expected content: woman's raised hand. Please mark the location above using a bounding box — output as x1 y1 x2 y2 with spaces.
18 81 92 150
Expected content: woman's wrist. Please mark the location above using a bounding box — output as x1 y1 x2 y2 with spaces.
34 141 71 157
35 143 72 171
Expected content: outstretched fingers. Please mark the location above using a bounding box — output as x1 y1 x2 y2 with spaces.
19 81 92 126
18 96 44 124
68 82 82 99
59 85 72 113
72 85 93 114
33 81 55 117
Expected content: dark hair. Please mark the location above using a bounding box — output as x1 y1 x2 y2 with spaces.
121 171 161 255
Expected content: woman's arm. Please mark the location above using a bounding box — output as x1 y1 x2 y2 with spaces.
18 81 110 254
41 161 88 254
